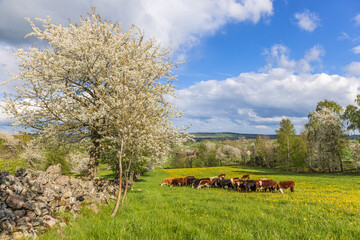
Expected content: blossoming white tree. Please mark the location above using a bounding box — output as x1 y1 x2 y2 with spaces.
3 8 188 192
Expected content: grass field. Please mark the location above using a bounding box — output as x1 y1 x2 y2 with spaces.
39 166 360 240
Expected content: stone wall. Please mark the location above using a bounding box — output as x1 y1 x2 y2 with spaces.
0 164 118 239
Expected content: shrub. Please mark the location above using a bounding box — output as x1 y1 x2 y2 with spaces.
0 158 28 174
45 148 71 175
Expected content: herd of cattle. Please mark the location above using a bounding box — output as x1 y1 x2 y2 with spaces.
160 174 295 194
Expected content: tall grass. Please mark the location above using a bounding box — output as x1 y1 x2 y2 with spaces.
39 166 360 240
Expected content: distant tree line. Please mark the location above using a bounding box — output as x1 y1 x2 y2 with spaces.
169 97 360 173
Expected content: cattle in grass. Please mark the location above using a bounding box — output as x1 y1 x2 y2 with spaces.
170 178 185 187
244 180 257 192
218 174 226 179
258 180 277 192
210 178 220 187
241 174 250 180
160 178 174 186
192 178 210 188
187 177 197 186
277 181 295 193
184 176 195 186
209 176 218 182
231 178 240 186
235 180 246 192
197 180 211 189
216 179 234 189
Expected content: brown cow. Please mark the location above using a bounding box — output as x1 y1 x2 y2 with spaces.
184 176 195 186
218 174 226 179
197 180 211 189
258 180 277 192
160 178 174 186
210 177 219 187
209 176 218 182
231 177 240 186
241 174 250 180
277 181 295 193
170 178 185 187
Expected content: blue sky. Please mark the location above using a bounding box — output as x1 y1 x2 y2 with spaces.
1 0 360 134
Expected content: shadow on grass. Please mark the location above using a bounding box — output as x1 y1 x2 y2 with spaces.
100 173 116 179
135 179 146 182
230 166 359 179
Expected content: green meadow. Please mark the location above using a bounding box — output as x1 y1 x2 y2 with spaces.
39 166 360 240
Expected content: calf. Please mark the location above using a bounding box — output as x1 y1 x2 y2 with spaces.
197 180 211 189
211 178 220 187
277 181 295 194
241 174 250 180
209 176 218 182
170 178 185 187
231 178 240 186
192 178 210 188
234 180 246 192
184 176 195 186
258 180 277 192
218 174 226 179
160 178 174 186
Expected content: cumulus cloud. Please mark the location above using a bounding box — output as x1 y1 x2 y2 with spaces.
262 44 325 73
172 46 360 134
0 0 273 51
0 44 19 94
352 45 360 54
354 13 360 26
294 9 320 32
345 62 360 76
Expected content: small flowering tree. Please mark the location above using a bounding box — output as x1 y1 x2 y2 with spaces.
306 108 347 172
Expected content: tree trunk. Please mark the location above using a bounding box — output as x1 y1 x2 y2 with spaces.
120 155 133 207
337 152 344 172
121 177 129 206
111 139 125 217
88 131 101 178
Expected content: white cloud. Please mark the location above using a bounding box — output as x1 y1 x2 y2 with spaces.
345 62 360 76
352 45 360 54
338 32 351 41
0 44 18 94
172 45 360 134
354 13 360 26
263 44 325 73
294 10 320 32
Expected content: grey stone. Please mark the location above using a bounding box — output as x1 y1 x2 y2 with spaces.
31 218 43 227
43 215 57 228
16 216 30 225
5 194 25 209
1 218 15 231
23 201 34 211
0 201 6 210
4 209 16 220
34 206 42 216
55 175 69 186
14 209 26 218
26 211 36 219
